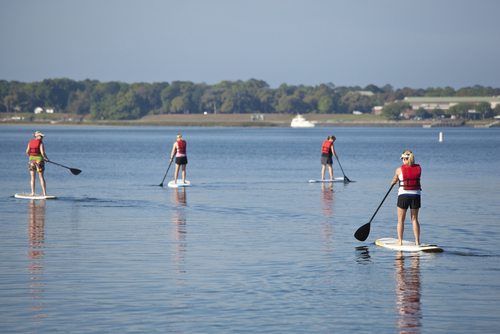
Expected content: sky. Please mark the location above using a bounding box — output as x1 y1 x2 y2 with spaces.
1 0 499 90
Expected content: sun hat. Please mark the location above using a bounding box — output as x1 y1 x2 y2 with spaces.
33 131 45 137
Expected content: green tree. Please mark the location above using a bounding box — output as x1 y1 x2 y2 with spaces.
201 88 224 114
414 107 430 119
475 102 492 119
317 95 335 113
338 92 373 113
430 108 445 118
257 89 274 113
364 84 382 94
493 104 500 116
275 95 303 113
67 89 91 114
170 96 190 114
447 103 474 118
302 95 318 113
382 102 410 119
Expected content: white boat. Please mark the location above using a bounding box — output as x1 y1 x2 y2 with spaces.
290 114 315 128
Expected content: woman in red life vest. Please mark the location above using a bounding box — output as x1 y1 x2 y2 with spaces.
26 131 50 196
321 135 338 180
391 150 421 246
170 133 188 184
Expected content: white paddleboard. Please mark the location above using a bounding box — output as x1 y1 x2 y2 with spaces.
167 180 191 188
375 238 443 252
309 178 344 183
15 193 57 200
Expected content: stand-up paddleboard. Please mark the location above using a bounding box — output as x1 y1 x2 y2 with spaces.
309 178 344 183
375 238 443 252
15 193 56 200
167 180 191 188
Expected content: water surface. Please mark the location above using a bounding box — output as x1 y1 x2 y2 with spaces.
1 126 499 333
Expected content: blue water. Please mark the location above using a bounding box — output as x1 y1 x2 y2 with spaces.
1 125 499 333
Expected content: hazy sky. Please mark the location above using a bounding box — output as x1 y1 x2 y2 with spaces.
1 0 499 89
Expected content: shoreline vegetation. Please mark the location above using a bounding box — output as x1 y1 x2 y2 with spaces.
1 112 499 127
2 79 500 125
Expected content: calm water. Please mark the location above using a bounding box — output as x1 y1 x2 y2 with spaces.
0 125 499 333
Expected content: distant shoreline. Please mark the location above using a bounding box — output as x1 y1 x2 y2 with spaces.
1 113 498 127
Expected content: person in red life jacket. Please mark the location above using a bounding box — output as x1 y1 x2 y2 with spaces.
170 133 188 184
320 135 338 180
26 131 50 196
391 150 422 246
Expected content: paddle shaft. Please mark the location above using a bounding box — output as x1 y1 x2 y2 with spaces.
354 183 395 241
367 183 395 225
47 161 82 175
336 157 351 182
159 159 174 186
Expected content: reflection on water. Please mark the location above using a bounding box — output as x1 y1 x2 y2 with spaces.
171 188 187 274
170 188 190 310
394 252 422 333
355 246 371 265
321 183 335 253
26 199 47 326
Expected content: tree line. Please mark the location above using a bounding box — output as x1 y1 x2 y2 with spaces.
1 78 499 120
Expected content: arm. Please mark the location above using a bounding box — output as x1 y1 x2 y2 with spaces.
170 142 177 162
39 142 49 161
331 143 337 159
26 144 30 156
391 167 401 185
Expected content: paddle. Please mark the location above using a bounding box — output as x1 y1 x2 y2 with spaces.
336 157 353 182
47 161 82 175
354 183 395 241
159 159 174 187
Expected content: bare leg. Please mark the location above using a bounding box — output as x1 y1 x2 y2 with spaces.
30 170 36 195
396 207 407 246
174 164 180 183
328 164 333 180
321 164 326 180
39 170 47 196
181 164 186 183
410 208 420 245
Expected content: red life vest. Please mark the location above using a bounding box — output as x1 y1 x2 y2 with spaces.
400 164 421 190
321 140 332 155
29 139 42 156
177 140 186 156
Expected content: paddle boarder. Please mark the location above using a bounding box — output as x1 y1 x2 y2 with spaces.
391 150 421 246
321 135 337 180
170 133 187 184
26 131 50 196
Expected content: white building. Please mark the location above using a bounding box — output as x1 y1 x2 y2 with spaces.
34 107 57 114
403 97 500 111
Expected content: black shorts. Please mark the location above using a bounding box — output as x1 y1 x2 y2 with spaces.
175 157 188 165
397 195 421 210
321 154 333 165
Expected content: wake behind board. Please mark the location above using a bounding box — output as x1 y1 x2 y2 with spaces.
15 193 56 200
309 178 344 183
375 238 443 252
167 180 191 188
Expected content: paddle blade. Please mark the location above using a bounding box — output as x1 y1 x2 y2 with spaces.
70 168 82 175
354 222 370 241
